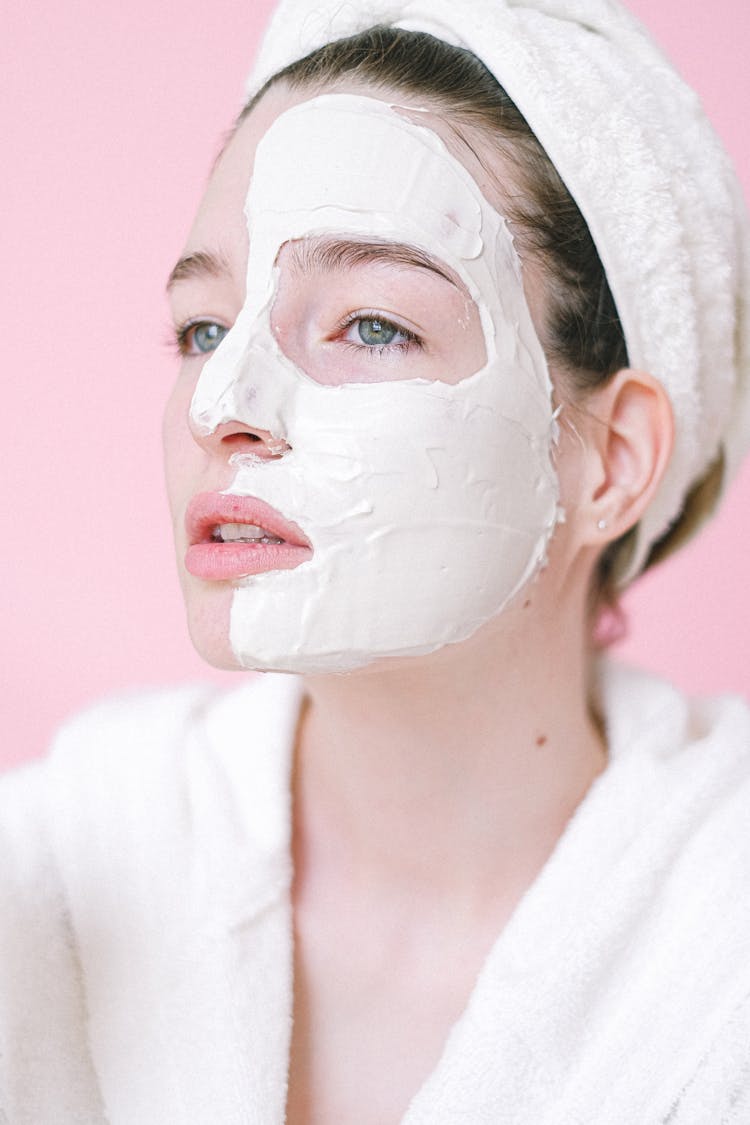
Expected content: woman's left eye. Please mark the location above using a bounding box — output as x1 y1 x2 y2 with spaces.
174 320 229 357
342 315 419 353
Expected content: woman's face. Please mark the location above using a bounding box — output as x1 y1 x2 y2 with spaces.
164 84 564 673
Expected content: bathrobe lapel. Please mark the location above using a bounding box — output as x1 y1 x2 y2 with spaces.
49 675 303 1125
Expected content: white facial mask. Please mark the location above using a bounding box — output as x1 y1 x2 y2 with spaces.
190 94 560 673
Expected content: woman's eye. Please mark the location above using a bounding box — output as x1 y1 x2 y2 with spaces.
175 320 229 356
343 315 418 352
356 318 399 346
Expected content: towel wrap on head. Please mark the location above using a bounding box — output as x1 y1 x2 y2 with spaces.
245 0 750 581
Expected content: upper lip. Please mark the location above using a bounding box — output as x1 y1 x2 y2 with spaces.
185 492 311 548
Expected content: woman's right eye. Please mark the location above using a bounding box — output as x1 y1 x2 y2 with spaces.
174 320 229 357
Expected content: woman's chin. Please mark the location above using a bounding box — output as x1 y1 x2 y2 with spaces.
182 579 240 670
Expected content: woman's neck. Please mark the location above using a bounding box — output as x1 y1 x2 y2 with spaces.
294 576 606 916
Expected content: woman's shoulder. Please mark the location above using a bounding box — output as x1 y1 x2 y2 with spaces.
3 670 301 791
591 662 750 972
0 672 304 886
0 674 303 1121
598 661 750 865
602 659 750 777
0 682 213 845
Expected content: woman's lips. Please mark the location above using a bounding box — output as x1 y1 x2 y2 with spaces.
184 492 312 581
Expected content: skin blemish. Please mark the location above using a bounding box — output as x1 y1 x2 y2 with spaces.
536 734 548 748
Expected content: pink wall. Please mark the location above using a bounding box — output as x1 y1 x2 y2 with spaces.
3 0 749 768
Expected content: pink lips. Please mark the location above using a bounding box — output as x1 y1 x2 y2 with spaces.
184 492 312 581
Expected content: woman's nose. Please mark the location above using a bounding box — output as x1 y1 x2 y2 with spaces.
190 418 291 461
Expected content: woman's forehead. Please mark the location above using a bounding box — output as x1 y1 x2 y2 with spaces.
186 84 511 266
247 96 484 263
175 85 549 362
181 85 300 263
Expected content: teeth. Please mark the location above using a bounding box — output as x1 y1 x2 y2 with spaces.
212 522 284 544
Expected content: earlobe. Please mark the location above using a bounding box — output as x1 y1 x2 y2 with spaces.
576 368 674 544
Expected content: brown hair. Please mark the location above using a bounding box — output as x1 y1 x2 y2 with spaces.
240 26 723 620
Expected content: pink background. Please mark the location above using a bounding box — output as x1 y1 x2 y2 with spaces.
3 0 749 769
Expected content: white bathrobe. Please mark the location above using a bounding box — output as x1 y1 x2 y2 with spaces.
1 664 749 1123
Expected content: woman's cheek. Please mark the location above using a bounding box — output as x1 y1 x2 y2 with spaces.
163 368 201 498
162 372 241 671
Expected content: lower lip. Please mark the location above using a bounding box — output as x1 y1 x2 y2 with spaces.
185 540 312 581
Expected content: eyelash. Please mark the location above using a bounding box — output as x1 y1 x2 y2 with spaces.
337 311 423 357
170 311 423 360
171 319 229 358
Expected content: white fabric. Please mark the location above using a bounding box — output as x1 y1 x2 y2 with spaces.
2 667 750 1121
244 0 750 581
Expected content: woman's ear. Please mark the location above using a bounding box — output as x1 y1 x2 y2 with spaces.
566 368 674 546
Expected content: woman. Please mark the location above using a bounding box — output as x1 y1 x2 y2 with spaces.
2 0 750 1121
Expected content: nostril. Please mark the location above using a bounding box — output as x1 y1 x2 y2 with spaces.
220 432 263 449
218 427 291 460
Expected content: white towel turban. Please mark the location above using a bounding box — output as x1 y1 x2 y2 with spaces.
245 0 750 582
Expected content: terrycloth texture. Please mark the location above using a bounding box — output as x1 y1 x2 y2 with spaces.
2 667 750 1122
244 0 750 581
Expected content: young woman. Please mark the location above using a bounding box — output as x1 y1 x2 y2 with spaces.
2 1 749 1122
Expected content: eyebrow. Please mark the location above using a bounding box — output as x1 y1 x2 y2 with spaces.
286 237 460 288
165 237 461 293
165 249 231 293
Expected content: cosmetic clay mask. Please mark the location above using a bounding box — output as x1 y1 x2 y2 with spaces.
190 94 560 673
